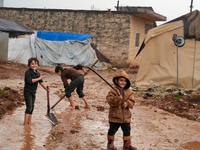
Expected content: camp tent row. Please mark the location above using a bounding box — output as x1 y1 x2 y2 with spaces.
135 10 200 89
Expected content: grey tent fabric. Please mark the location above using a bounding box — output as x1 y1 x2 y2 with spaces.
0 18 34 38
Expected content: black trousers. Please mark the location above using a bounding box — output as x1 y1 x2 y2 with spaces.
108 122 131 136
65 75 84 98
24 91 36 114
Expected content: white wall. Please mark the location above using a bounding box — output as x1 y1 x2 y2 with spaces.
0 0 3 7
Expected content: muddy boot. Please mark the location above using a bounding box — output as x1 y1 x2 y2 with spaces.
107 135 117 150
123 136 137 150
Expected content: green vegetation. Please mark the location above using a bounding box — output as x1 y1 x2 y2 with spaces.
107 67 114 72
174 95 184 99
0 90 5 94
154 95 161 97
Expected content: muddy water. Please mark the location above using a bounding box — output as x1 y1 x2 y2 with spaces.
0 78 65 150
181 141 200 149
1 72 200 150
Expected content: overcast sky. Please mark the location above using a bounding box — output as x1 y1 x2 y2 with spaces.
3 0 200 25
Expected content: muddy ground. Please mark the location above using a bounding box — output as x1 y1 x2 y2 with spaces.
0 62 200 150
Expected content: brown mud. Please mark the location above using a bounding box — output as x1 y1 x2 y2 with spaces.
0 87 24 119
0 62 200 150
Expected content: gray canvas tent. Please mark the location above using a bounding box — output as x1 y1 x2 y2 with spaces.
135 10 200 89
0 18 34 38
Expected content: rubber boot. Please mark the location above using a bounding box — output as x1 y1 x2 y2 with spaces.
107 135 117 150
123 136 137 150
24 113 30 125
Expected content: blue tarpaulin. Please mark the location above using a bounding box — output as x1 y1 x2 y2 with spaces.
37 31 93 41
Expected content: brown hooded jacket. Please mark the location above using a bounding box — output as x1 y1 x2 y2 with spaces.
106 69 135 123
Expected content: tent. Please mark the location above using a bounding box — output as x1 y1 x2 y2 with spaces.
35 31 101 67
8 31 109 67
0 18 34 38
135 10 200 89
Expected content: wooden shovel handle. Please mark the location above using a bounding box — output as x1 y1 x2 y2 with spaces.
47 86 50 114
84 60 98 76
86 67 119 96
51 94 66 109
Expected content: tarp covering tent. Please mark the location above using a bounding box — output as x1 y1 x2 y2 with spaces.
35 37 100 67
135 10 200 89
8 31 109 67
0 18 34 38
8 34 35 64
35 31 101 67
37 31 93 41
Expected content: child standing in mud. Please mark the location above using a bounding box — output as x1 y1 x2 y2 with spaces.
23 57 49 125
55 65 90 109
106 69 137 150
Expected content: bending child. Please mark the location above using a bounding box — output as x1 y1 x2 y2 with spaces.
55 65 90 109
24 57 49 125
106 69 137 150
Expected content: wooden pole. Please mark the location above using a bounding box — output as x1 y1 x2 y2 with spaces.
190 0 193 12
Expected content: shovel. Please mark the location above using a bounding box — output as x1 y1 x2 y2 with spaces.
45 86 58 125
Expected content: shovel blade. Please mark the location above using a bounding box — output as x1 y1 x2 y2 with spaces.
45 113 58 125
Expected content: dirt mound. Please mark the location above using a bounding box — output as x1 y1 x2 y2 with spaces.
0 62 28 79
140 94 200 121
0 62 55 79
0 87 24 119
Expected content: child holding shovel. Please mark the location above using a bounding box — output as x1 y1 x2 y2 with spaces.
106 69 137 150
23 57 49 125
55 65 90 109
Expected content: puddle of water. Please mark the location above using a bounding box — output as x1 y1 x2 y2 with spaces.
181 141 200 150
0 86 66 150
21 125 35 150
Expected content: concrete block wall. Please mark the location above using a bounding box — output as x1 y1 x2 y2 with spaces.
0 8 132 67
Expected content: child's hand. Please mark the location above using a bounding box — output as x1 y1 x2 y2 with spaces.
118 95 123 101
84 71 89 76
40 76 45 80
46 86 50 92
122 102 128 108
47 87 50 92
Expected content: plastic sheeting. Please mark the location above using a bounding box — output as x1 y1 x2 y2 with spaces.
37 31 93 41
35 37 100 67
8 34 101 68
8 34 36 64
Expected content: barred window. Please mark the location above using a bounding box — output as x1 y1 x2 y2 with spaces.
135 33 140 47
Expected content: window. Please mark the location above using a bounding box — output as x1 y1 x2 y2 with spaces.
145 24 153 34
135 33 140 47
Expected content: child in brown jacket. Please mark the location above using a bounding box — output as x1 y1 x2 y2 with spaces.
106 69 137 150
